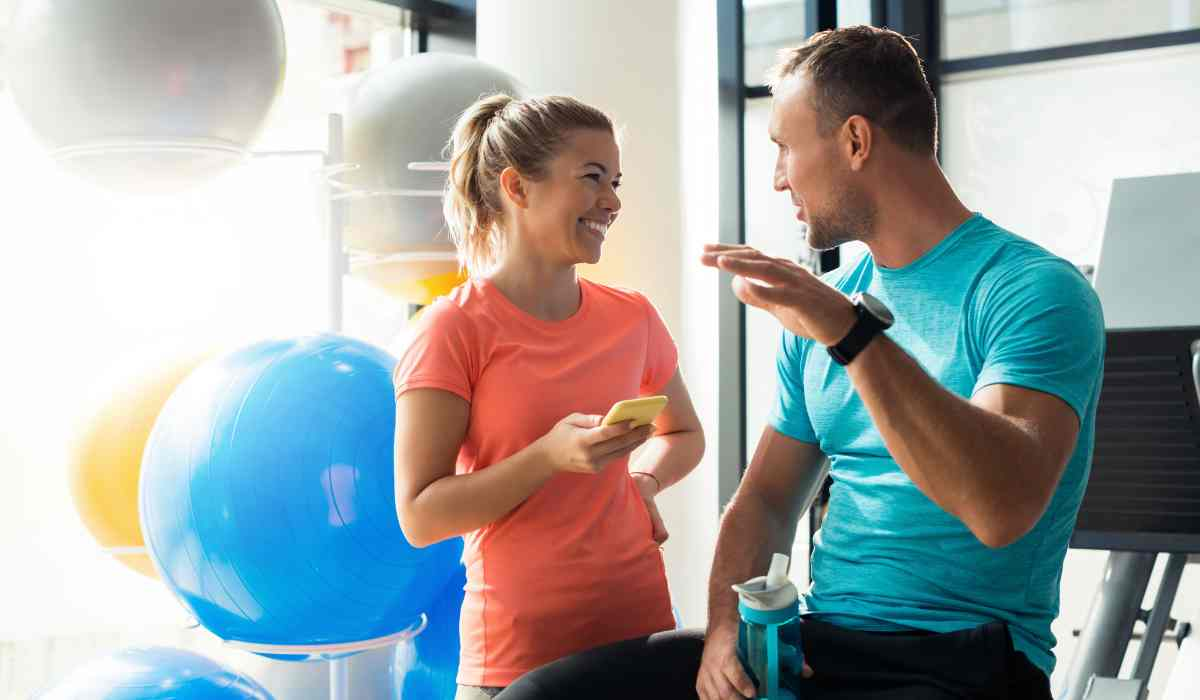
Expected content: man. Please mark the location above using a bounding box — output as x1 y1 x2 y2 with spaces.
696 25 1103 700
495 25 1103 700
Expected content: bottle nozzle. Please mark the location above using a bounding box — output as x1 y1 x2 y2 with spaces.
766 552 789 587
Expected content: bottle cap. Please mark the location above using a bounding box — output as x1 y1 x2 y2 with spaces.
732 553 799 611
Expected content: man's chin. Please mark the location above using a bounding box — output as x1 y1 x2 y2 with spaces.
806 226 856 252
805 229 837 252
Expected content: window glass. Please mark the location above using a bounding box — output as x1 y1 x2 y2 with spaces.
943 0 1200 60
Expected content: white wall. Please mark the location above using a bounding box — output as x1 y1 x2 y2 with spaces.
476 0 722 629
476 0 683 337
671 0 723 630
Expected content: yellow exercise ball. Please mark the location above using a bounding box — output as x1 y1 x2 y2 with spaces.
352 258 467 307
69 350 214 577
395 268 468 308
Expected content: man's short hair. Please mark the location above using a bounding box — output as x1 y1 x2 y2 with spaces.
768 26 937 155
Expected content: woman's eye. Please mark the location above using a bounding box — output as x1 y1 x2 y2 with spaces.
584 173 602 181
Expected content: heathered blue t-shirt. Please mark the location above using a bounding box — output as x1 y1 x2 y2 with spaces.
769 213 1104 676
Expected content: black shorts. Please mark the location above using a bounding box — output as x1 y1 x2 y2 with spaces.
495 619 1051 699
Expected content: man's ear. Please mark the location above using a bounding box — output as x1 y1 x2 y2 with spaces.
842 115 873 172
499 166 530 209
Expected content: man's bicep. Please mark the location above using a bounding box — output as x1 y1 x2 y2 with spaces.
972 261 1104 431
742 426 827 525
972 382 1080 474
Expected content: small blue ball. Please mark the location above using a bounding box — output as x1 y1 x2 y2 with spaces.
36 647 273 699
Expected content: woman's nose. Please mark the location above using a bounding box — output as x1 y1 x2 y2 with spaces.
601 189 621 213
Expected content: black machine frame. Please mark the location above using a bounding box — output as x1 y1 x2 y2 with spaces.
1071 327 1200 553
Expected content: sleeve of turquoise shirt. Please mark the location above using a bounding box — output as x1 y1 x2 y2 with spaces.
768 330 819 443
971 259 1105 422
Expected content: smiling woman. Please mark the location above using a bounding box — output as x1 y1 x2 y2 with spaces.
392 92 706 697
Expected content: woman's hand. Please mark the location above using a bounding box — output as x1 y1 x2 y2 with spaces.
632 472 669 544
535 413 655 475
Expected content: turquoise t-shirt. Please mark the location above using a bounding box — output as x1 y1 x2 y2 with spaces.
769 213 1104 676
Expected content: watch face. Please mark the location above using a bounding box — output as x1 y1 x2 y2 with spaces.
859 293 895 326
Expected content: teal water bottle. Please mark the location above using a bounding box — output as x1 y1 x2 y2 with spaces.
732 553 804 700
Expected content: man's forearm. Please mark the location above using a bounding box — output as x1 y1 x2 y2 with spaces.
846 334 1048 543
706 491 799 634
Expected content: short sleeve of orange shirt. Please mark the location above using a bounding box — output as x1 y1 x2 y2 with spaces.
393 277 679 687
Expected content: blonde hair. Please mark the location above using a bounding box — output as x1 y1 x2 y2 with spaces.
443 94 614 276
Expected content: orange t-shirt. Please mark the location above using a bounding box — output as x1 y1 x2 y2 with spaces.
392 277 678 687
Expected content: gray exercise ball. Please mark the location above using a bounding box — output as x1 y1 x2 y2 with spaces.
7 0 286 193
344 53 524 255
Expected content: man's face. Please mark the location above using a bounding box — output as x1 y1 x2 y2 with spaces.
768 74 875 251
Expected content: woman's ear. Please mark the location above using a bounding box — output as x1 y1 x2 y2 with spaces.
499 166 530 209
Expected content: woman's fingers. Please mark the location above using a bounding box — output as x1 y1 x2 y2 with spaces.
592 425 655 461
642 495 669 544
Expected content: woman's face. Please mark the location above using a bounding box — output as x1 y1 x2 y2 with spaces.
517 129 622 266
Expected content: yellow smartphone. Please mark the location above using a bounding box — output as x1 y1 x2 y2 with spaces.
601 395 669 428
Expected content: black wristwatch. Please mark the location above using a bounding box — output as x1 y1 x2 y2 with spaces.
827 292 894 366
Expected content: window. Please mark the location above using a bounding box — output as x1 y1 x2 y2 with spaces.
941 44 1200 267
744 1 809 84
944 0 1200 61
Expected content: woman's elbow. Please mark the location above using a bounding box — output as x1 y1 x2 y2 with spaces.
679 424 706 463
396 501 437 549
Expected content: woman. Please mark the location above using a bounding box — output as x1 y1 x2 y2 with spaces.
392 94 705 700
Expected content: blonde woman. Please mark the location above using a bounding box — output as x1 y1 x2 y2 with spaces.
392 94 705 700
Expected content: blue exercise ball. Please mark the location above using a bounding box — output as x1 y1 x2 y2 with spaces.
140 334 463 655
392 563 466 699
35 647 273 699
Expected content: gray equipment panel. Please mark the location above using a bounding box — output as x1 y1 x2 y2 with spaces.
1094 173 1200 330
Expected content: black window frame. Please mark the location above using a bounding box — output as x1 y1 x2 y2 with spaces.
373 0 476 50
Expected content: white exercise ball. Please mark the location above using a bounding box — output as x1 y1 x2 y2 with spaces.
7 0 286 193
344 53 524 255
